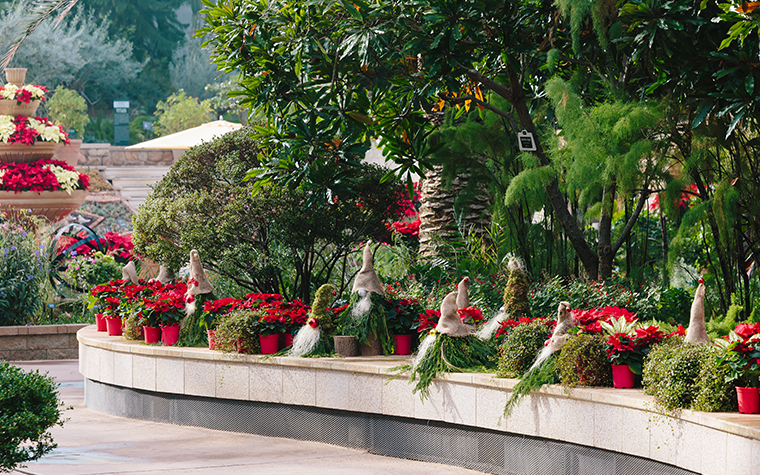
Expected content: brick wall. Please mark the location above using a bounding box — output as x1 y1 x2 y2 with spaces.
0 324 88 361
79 144 178 167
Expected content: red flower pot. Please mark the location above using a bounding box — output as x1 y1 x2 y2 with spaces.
235 338 249 354
281 333 293 349
260 334 280 354
161 324 180 346
611 364 635 389
207 330 217 351
143 326 161 344
394 334 413 355
95 314 107 332
737 387 760 414
106 317 122 336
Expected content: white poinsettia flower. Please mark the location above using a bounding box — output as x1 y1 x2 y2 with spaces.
46 165 79 194
28 118 66 143
0 115 14 142
22 85 46 100
0 84 18 100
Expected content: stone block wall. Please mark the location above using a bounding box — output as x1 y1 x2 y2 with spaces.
0 324 88 361
79 144 177 167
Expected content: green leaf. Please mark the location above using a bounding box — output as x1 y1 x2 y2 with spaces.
746 74 755 95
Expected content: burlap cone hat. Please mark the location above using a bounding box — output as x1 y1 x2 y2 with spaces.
352 242 385 296
188 249 213 295
684 280 710 344
122 261 138 284
435 291 474 337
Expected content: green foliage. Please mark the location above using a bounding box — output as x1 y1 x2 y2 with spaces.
46 86 89 138
402 333 496 399
0 4 140 106
310 284 335 335
132 127 403 302
496 320 549 378
556 334 612 388
706 304 741 338
0 215 48 326
657 287 691 326
213 309 261 354
503 260 531 318
179 293 214 347
153 89 212 136
337 292 393 354
0 362 65 472
642 340 731 413
503 356 558 418
82 112 113 144
170 34 219 100
60 252 121 293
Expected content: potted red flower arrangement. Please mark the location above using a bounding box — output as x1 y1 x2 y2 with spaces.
600 316 666 388
144 287 186 346
385 297 423 355
90 279 128 336
720 323 760 414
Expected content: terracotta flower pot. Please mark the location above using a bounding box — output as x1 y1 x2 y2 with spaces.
611 363 635 389
0 189 88 224
334 335 358 357
394 334 413 355
51 138 82 167
737 387 760 414
0 141 62 163
95 314 107 332
0 99 41 117
106 317 122 336
143 326 160 344
161 324 180 346
259 334 280 354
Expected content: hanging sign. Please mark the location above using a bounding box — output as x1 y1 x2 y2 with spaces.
517 130 536 151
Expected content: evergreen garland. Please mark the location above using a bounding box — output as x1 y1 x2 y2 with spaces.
397 332 496 399
503 356 559 417
338 292 394 355
178 293 215 347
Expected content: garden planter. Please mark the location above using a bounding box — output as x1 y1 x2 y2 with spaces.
0 141 62 163
0 99 41 117
281 333 293 349
161 324 180 346
95 314 107 332
143 326 160 344
51 139 82 167
360 332 383 356
0 189 88 224
259 334 280 354
611 364 635 389
334 335 358 357
207 330 217 350
736 387 760 414
106 317 122 336
394 334 413 355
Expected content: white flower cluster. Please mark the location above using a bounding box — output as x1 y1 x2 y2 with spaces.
46 165 80 194
28 118 66 143
0 84 46 101
0 115 14 142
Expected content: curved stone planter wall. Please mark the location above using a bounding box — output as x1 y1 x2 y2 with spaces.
78 327 760 475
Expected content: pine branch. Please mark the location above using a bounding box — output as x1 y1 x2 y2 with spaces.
2 0 79 69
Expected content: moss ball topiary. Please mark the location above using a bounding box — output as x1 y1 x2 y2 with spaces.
556 334 612 388
496 320 549 378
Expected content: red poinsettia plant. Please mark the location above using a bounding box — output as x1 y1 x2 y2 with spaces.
0 116 69 145
0 158 88 193
719 323 760 388
602 317 667 375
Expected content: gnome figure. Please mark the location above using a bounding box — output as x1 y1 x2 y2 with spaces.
185 249 213 316
121 261 138 284
684 277 710 345
352 242 385 297
156 265 175 284
544 301 574 354
435 291 474 337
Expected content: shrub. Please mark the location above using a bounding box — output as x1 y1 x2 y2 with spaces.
61 252 122 292
0 362 66 472
657 287 691 326
0 215 48 326
46 86 89 137
213 309 262 354
132 127 404 301
556 334 612 388
496 320 550 378
642 340 731 412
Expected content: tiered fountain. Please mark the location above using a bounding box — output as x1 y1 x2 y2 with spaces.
0 68 88 223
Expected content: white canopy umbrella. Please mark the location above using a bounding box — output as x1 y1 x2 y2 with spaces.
126 120 243 150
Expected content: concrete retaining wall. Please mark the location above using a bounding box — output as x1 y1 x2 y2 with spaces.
1 324 88 361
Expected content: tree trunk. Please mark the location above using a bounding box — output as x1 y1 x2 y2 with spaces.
418 165 491 258
598 182 616 280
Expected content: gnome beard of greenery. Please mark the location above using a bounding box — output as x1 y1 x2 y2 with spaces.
337 243 394 355
400 278 495 399
290 284 335 357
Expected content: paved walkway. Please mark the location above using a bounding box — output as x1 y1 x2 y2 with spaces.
9 360 485 475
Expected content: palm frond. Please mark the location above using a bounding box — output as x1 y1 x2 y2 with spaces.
1 0 79 69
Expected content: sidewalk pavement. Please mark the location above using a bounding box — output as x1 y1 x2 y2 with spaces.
9 360 485 475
